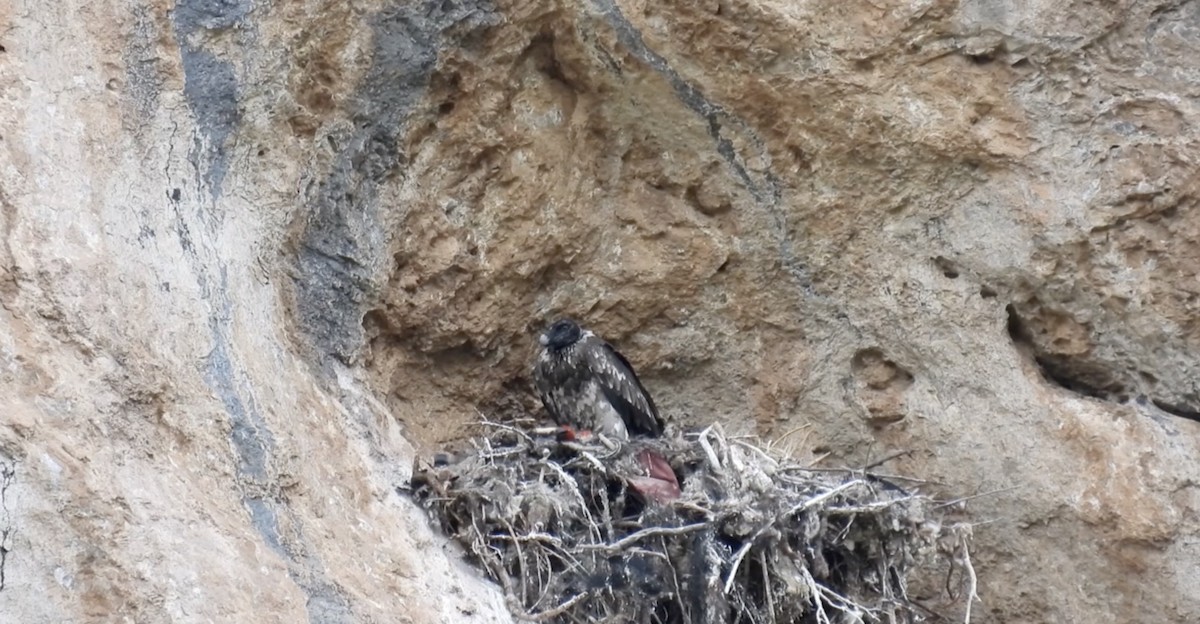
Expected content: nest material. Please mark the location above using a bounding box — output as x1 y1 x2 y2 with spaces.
410 422 973 624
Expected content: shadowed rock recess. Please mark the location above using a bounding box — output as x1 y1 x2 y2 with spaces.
0 0 1198 622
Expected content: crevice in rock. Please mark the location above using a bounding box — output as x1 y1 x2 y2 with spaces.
0 459 14 592
1150 398 1200 423
932 256 960 279
1006 298 1200 423
1004 303 1029 345
1005 304 1128 401
1031 355 1119 401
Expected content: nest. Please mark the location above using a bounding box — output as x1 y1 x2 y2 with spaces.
409 421 974 624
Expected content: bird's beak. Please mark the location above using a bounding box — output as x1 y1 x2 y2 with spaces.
538 333 549 346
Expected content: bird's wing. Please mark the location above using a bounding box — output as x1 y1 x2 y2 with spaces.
532 353 562 424
583 336 664 436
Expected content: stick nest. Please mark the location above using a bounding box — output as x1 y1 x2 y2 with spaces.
409 422 972 623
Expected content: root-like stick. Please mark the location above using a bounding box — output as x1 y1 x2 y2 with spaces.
960 540 979 624
733 438 780 469
723 540 755 594
490 532 565 546
768 423 812 448
761 550 776 624
584 522 710 551
698 425 725 474
477 420 537 443
672 500 714 517
501 517 528 605
827 496 918 513
863 449 914 471
932 486 1020 510
569 448 609 473
801 566 832 624
808 451 832 466
788 479 865 515
508 592 590 622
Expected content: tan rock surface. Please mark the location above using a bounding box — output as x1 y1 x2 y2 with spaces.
2 0 1199 622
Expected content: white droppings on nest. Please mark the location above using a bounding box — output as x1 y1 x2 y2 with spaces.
409 420 976 623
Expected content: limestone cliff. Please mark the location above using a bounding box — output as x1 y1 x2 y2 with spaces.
1 0 1198 622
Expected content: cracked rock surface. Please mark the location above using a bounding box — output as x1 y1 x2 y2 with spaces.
2 0 1200 622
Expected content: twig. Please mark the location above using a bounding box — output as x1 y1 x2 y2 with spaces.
722 480 863 594
733 439 780 469
501 517 528 604
597 472 614 542
768 423 812 448
761 550 775 623
863 450 913 471
490 532 565 546
698 425 725 474
538 458 591 514
862 472 934 485
567 448 609 473
787 480 864 515
932 486 1020 510
584 522 710 551
801 566 832 624
723 541 755 594
792 466 924 480
476 420 536 443
960 539 979 624
479 446 528 460
671 500 714 517
508 591 590 622
827 496 918 514
663 535 686 618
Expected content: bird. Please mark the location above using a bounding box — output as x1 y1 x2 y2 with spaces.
533 319 680 502
533 318 665 441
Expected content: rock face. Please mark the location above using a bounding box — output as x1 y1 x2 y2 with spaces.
1 0 1198 622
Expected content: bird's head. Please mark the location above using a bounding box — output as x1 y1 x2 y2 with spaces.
539 318 582 350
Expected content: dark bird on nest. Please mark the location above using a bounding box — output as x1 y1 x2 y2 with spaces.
534 318 665 440
534 318 679 502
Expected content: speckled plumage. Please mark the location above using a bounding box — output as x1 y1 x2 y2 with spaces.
533 320 664 440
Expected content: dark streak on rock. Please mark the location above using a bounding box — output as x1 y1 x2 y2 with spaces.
244 498 286 555
587 0 814 293
172 0 249 200
294 1 499 366
203 269 354 623
0 460 14 592
165 1 363 612
205 284 273 481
